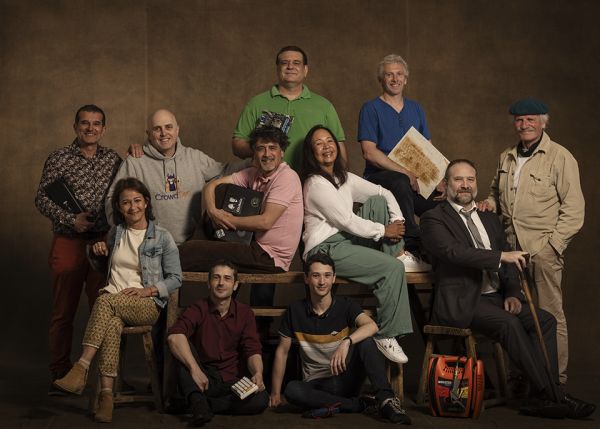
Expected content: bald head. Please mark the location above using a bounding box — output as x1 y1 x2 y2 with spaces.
146 109 179 157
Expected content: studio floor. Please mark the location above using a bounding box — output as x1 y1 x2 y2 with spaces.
2 359 597 429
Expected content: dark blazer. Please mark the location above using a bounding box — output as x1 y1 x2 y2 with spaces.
420 201 521 328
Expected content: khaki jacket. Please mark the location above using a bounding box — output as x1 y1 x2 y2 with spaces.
486 132 584 256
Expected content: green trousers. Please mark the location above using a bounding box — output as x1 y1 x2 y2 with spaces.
307 196 413 338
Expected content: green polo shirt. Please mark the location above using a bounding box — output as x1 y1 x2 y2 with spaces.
233 85 346 170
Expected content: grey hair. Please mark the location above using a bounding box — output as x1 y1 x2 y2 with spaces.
377 54 409 81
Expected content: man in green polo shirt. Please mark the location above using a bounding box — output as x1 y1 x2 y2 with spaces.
232 46 347 170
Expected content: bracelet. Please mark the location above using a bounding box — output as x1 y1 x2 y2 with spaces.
342 336 353 346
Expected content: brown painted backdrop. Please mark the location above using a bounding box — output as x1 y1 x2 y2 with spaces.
1 0 598 375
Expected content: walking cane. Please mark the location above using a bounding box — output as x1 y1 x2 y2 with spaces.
518 263 562 403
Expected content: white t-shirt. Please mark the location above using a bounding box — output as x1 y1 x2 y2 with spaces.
103 228 147 294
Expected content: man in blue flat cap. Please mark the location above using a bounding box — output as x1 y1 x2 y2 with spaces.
478 98 585 386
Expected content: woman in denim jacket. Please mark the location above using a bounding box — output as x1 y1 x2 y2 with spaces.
53 177 182 422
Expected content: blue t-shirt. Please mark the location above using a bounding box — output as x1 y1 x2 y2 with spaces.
358 97 430 178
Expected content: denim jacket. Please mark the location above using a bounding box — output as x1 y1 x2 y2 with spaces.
106 220 182 308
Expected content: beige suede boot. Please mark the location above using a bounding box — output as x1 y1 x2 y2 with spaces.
95 390 114 423
53 362 88 395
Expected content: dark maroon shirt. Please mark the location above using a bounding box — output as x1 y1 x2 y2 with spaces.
168 298 262 382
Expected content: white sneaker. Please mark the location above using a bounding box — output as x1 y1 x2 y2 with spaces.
397 251 432 272
374 337 408 363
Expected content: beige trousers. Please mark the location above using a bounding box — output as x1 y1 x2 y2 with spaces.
83 293 159 377
531 242 567 384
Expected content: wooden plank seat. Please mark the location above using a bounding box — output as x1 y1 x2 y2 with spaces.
181 271 434 285
169 271 434 325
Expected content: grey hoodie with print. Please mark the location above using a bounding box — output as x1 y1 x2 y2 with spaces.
106 138 246 245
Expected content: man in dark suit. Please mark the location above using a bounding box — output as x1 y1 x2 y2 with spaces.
420 159 594 419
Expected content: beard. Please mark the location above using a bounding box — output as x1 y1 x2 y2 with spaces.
451 189 477 206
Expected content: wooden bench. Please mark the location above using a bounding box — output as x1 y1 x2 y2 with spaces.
164 270 434 405
168 271 434 324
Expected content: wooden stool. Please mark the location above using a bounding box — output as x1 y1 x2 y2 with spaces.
89 325 163 413
416 325 508 407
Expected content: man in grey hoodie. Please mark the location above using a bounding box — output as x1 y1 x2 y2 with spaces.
106 109 239 245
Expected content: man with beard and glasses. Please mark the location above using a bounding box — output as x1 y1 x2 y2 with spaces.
420 159 594 420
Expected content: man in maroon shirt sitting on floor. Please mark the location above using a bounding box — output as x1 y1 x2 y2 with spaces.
167 260 268 426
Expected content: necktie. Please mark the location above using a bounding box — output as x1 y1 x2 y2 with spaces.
460 209 485 249
461 208 499 292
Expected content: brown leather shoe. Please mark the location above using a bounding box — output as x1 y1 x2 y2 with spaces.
95 391 114 423
53 362 88 395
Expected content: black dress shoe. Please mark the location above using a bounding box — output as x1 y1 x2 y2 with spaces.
189 399 214 427
519 397 568 419
563 393 596 419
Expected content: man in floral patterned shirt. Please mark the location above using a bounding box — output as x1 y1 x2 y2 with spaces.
35 104 121 394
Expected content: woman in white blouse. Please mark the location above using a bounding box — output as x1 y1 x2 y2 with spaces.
301 125 413 364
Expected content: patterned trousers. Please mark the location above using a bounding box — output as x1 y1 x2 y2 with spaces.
83 293 159 377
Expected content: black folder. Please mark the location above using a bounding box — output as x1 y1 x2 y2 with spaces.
44 178 85 213
212 184 264 244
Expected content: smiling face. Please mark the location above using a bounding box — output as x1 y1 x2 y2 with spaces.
513 114 545 146
310 128 338 170
254 138 284 176
277 50 308 87
305 262 336 300
445 162 478 208
380 62 408 97
118 189 148 228
73 111 106 146
207 265 239 302
147 109 179 157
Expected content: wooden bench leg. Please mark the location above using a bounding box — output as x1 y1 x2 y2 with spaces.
386 360 404 405
474 341 509 409
87 362 101 414
417 336 434 405
116 335 128 393
466 335 478 360
494 342 508 400
142 332 164 413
